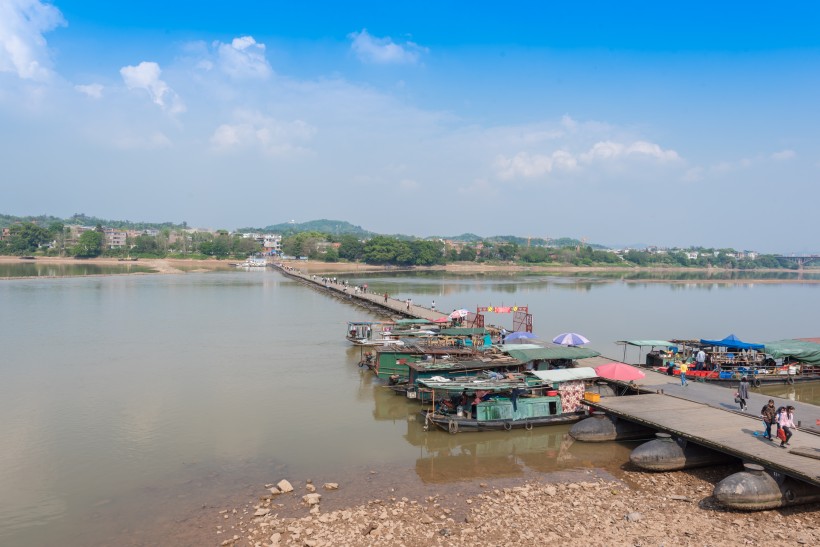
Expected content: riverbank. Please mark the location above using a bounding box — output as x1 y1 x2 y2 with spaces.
2 256 817 283
214 464 819 547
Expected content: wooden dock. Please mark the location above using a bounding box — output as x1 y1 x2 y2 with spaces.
272 263 448 322
586 393 820 487
577 356 820 436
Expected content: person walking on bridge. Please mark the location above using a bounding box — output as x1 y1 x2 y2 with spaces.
778 406 796 447
737 376 750 411
679 361 689 387
760 399 777 440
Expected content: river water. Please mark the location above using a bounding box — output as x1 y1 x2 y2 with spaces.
1 269 818 545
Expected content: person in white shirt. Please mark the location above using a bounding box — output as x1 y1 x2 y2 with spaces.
696 349 706 371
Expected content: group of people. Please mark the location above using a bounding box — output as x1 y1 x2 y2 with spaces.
760 399 797 448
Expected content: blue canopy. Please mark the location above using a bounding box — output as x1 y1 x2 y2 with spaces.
699 334 764 351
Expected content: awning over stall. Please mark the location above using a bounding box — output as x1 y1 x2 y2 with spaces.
530 367 598 382
699 334 764 351
764 339 820 366
504 346 600 362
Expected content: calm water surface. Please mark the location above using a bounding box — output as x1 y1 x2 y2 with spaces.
1 270 818 545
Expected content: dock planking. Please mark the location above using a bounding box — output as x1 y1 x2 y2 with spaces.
586 393 820 487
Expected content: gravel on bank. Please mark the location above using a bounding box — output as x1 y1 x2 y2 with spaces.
214 466 819 547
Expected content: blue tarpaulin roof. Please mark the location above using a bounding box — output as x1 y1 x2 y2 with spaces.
699 334 764 351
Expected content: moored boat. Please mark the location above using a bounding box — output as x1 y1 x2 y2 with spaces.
421 367 598 434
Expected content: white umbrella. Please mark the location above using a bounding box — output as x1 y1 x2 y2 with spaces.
449 309 470 319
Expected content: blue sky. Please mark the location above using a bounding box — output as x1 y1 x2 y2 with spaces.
1 1 819 252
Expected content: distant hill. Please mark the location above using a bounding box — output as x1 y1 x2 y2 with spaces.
0 213 185 231
261 219 374 237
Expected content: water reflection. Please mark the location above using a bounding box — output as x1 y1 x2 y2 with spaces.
0 262 155 277
757 381 820 404
370 380 636 483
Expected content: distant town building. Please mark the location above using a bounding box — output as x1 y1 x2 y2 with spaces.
103 228 127 249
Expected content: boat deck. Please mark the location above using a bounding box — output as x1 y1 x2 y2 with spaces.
585 393 820 487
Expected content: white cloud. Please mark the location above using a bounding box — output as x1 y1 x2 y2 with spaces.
580 140 679 163
494 150 578 180
348 29 427 65
494 138 678 180
120 61 185 113
74 83 103 99
210 111 315 156
0 0 66 80
214 36 272 79
771 149 796 160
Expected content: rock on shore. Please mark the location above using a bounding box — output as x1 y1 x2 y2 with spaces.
216 469 819 546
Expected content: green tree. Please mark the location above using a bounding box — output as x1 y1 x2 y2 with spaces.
133 235 160 255
363 235 401 264
323 246 340 262
74 230 104 257
3 222 51 254
338 235 364 260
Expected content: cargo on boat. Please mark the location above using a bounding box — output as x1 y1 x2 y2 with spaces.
422 367 598 434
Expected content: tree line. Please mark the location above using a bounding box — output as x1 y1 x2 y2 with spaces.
0 222 799 269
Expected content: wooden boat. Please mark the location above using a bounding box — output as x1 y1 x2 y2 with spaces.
346 321 404 346
421 368 598 434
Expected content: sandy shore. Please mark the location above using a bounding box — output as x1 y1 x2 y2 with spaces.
2 256 817 284
212 464 819 547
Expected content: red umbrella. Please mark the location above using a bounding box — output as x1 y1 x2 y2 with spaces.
594 362 645 381
432 316 450 323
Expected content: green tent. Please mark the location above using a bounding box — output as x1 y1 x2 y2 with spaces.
504 346 600 362
764 339 820 366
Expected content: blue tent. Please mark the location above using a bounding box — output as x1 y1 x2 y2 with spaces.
699 334 764 351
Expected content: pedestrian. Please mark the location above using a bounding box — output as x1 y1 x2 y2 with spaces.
431 300 436 312
406 298 411 311
679 361 689 387
737 376 750 411
695 348 706 371
760 399 777 440
384 292 388 303
778 405 796 448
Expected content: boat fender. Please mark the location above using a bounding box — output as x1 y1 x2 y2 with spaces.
448 419 459 434
503 422 512 431
753 378 761 388
525 422 533 431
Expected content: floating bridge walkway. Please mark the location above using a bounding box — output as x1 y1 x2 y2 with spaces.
272 263 448 322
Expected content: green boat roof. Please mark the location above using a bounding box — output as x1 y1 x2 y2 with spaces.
504 346 600 361
395 319 437 325
764 339 820 366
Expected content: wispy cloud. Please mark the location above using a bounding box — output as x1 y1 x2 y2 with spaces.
348 29 427 64
771 149 796 160
494 139 679 180
120 61 185 113
0 0 66 81
210 110 315 157
213 36 272 79
74 83 104 99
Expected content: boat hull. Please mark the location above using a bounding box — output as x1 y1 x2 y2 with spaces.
422 410 585 434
